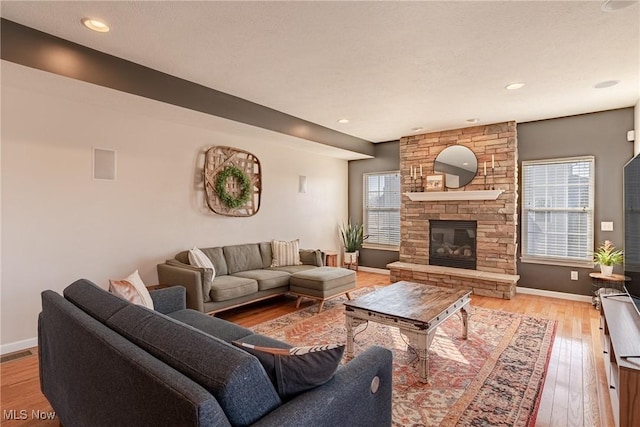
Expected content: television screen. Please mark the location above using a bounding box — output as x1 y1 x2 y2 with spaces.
624 154 640 316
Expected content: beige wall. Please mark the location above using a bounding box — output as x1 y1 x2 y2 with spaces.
1 64 348 352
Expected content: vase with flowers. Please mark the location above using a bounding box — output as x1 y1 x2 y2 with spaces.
593 240 624 276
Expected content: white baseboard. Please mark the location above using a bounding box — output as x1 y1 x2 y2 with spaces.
358 266 390 275
1 337 38 356
516 286 592 303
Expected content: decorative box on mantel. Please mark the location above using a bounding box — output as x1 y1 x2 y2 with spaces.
399 121 519 295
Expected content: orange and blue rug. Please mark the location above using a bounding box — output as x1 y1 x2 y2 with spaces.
253 287 557 427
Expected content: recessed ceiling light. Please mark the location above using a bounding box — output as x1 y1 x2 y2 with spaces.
466 118 479 123
337 118 350 124
412 127 424 132
505 82 525 90
601 1 637 12
81 18 110 33
594 80 620 89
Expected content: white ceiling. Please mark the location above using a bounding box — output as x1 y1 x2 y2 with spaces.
1 0 639 145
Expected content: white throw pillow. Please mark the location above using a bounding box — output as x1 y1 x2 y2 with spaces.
109 270 154 309
271 239 302 267
188 247 216 279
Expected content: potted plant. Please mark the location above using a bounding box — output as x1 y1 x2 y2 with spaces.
339 219 368 265
593 240 624 276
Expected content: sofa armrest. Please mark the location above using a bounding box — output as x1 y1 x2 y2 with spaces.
251 346 393 427
150 286 186 314
157 263 205 312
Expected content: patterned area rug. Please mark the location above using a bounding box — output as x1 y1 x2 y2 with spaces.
252 288 557 427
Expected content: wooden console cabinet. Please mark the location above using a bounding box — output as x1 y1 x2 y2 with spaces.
600 295 640 427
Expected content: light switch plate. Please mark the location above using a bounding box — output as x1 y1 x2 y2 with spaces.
601 221 614 231
571 271 578 280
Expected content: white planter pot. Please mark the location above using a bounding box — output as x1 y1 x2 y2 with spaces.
600 265 614 276
344 251 358 264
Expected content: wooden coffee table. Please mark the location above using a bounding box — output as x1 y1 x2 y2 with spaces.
344 281 471 382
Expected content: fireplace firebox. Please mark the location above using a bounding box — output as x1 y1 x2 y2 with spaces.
429 220 477 270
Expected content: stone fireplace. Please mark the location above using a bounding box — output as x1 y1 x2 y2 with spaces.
388 122 519 299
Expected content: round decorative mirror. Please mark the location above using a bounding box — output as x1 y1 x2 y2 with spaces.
434 146 478 188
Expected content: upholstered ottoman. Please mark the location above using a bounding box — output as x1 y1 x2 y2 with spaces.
289 267 356 313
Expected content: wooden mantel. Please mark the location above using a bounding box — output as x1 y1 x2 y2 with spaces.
404 189 505 201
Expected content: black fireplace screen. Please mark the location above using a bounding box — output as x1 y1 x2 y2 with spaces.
429 220 477 270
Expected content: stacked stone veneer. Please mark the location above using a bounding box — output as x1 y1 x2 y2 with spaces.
392 121 518 298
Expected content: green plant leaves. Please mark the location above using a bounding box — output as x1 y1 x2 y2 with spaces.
339 219 368 252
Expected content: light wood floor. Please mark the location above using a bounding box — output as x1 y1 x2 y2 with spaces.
0 271 614 427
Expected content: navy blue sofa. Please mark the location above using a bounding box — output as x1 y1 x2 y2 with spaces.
38 279 392 427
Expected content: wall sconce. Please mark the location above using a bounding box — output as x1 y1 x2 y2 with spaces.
299 175 307 193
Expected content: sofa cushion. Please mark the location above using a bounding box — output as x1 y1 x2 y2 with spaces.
232 341 345 401
106 305 282 427
223 244 263 274
167 309 253 342
268 265 317 274
64 279 130 323
174 250 191 266
299 249 324 267
210 276 258 302
270 239 302 267
232 270 291 291
290 267 356 291
200 247 228 277
258 242 273 269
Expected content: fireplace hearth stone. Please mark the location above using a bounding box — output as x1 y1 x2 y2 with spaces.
386 261 520 299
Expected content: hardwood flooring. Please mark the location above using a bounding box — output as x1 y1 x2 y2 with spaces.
0 271 614 426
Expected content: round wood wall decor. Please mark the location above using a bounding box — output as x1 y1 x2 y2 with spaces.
204 146 262 217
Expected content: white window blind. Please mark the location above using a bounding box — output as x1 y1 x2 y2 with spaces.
521 156 594 267
364 171 401 247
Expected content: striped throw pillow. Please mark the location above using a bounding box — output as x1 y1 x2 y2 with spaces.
270 239 302 267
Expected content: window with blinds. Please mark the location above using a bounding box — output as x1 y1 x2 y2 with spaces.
363 171 401 248
521 156 594 267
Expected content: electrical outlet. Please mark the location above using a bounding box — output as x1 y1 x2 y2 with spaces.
571 271 578 280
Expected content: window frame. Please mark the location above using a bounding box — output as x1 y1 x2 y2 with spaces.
520 156 595 268
362 170 401 251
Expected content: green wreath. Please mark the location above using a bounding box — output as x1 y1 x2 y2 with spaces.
214 166 252 209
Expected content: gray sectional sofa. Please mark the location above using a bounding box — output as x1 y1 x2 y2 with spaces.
157 242 355 314
39 279 393 427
